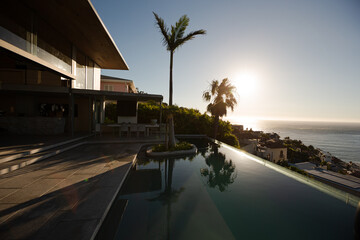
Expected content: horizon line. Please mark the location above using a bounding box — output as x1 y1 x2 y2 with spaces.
224 116 360 124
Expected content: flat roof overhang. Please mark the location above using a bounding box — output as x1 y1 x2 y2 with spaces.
72 89 163 102
19 0 129 70
0 84 163 102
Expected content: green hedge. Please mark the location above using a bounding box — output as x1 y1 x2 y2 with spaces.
106 102 239 148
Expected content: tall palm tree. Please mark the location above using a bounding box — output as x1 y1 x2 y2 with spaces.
153 12 206 147
203 78 237 139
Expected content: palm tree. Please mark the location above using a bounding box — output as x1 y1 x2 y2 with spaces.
153 12 206 147
203 78 237 139
200 144 237 192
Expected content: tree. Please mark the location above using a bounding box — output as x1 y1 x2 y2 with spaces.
153 12 206 147
200 144 237 192
203 78 237 139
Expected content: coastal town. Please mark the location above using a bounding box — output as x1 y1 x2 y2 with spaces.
232 124 360 195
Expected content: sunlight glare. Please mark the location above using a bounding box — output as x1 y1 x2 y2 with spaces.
233 72 258 97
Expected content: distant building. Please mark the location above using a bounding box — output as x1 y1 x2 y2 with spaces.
269 133 280 141
257 139 287 163
241 139 258 154
101 75 137 93
232 124 244 131
318 150 332 163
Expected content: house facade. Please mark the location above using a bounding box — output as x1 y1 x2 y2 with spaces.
0 0 162 135
257 140 287 163
101 75 136 93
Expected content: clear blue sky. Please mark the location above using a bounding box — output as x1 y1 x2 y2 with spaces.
92 0 360 123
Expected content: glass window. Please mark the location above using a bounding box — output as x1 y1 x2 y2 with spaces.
36 18 72 73
86 58 94 89
104 85 113 91
0 6 30 52
76 51 86 89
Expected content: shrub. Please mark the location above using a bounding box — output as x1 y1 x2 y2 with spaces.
105 102 117 122
152 141 193 152
218 133 240 148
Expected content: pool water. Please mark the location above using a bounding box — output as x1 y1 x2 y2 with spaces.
99 138 359 239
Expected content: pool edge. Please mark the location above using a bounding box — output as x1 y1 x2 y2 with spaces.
90 144 142 240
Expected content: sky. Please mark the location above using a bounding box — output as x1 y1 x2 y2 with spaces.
92 0 360 123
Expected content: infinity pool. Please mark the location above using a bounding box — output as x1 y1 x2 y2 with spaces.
98 138 359 239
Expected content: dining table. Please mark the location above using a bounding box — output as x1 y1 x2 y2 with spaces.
107 124 159 137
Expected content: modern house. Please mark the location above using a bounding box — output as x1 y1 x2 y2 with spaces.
0 0 162 136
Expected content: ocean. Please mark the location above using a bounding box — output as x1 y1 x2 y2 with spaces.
235 120 360 164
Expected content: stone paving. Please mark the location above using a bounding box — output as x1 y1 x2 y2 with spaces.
0 143 142 240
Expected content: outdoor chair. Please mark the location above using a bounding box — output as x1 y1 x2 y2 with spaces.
137 124 146 137
129 124 138 137
120 124 129 137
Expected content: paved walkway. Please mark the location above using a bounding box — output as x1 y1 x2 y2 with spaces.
0 143 141 240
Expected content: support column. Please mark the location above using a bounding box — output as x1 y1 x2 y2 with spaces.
68 80 74 137
100 97 105 124
92 99 97 131
88 97 92 134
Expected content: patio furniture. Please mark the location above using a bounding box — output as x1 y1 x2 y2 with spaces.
120 124 129 137
129 124 138 137
107 124 120 135
145 124 160 136
137 124 146 137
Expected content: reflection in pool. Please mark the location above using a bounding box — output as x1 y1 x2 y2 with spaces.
98 138 359 240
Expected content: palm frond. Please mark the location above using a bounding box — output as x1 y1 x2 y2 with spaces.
174 29 206 49
203 91 211 102
203 78 237 117
210 80 219 95
174 15 189 39
153 12 170 48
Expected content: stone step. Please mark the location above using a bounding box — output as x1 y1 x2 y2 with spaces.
0 140 86 175
0 134 92 164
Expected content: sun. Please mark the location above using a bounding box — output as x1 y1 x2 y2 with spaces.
233 72 258 97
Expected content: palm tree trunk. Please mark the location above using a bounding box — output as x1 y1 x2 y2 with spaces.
168 51 176 148
169 114 176 147
213 115 219 139
169 51 173 106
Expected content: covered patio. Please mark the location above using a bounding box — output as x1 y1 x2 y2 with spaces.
72 88 164 137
